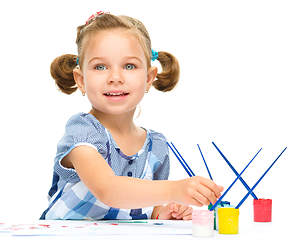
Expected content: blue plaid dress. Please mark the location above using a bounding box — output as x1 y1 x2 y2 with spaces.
40 112 169 220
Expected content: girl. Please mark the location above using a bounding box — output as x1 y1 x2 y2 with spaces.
41 11 223 221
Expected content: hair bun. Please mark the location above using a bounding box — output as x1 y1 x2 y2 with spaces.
50 54 78 94
153 51 180 92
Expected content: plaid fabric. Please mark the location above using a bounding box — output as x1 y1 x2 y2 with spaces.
40 112 169 220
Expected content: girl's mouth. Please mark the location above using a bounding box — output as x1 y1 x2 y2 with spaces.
104 91 129 102
104 92 129 97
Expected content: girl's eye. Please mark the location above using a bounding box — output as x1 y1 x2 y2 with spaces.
124 64 136 70
95 65 107 71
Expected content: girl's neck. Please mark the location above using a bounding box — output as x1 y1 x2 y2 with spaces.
89 107 137 135
89 107 147 156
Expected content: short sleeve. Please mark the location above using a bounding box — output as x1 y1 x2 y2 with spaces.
150 131 170 181
53 113 110 182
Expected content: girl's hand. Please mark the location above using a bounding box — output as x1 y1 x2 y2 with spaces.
157 203 193 220
173 176 224 207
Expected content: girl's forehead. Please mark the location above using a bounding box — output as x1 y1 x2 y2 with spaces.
84 29 146 60
91 29 139 46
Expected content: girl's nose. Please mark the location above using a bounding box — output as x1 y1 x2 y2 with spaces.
107 68 124 84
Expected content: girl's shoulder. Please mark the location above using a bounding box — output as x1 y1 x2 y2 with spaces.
65 112 104 132
54 113 110 182
63 112 111 141
147 129 169 158
58 112 109 157
149 129 167 143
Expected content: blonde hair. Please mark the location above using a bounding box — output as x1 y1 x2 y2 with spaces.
51 13 180 94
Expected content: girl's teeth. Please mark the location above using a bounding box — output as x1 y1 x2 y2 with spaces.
106 93 126 96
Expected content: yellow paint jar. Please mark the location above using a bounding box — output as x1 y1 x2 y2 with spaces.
218 207 239 234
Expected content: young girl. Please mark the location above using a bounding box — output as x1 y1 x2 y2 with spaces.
41 11 223 221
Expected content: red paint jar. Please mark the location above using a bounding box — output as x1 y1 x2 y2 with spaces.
253 199 272 222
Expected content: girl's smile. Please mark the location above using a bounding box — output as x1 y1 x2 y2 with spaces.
103 90 129 102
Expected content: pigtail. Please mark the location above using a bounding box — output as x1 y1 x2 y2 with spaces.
153 51 180 92
50 54 78 94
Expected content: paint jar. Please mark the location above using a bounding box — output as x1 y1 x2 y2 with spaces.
208 201 230 230
253 199 272 222
192 210 214 237
218 207 239 234
216 204 236 231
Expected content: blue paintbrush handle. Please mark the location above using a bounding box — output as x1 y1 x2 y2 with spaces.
209 148 261 211
235 147 287 209
197 144 213 180
167 142 193 177
170 142 195 177
212 142 259 200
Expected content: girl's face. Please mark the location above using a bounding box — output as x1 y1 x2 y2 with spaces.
74 28 157 116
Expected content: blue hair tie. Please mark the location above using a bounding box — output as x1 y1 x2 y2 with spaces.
76 57 79 65
151 49 158 61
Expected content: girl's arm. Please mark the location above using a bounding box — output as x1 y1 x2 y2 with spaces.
63 145 223 209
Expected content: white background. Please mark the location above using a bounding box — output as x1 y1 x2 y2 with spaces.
0 0 289 224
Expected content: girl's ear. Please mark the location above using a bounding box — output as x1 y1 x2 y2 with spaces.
73 68 86 95
146 66 158 91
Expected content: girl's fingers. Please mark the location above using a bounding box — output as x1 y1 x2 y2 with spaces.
196 182 222 205
159 203 178 220
182 214 193 220
200 178 223 199
160 203 194 220
162 203 173 215
171 204 185 218
191 187 212 206
174 206 193 220
218 185 224 192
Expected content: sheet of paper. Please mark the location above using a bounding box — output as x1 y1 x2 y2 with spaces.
0 220 192 236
